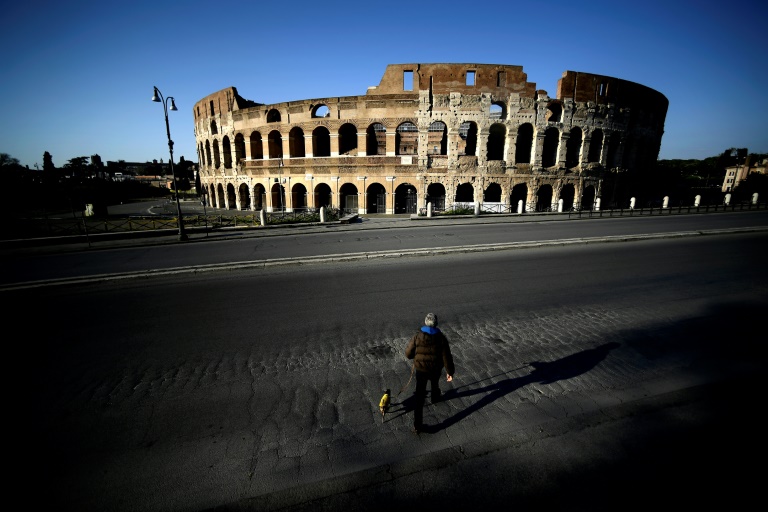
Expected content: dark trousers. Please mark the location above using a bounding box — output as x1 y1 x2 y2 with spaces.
413 370 441 428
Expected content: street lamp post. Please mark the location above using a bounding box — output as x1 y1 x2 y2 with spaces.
152 86 188 241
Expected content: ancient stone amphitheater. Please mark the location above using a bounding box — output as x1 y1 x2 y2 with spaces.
193 63 668 215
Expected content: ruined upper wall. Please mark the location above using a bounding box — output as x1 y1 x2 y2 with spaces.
556 71 668 115
367 63 538 98
192 87 261 122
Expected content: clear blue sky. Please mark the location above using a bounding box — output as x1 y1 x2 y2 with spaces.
1 0 765 169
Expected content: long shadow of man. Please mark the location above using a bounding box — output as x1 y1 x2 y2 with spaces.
391 342 619 433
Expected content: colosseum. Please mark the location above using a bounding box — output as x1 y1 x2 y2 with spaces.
193 63 668 215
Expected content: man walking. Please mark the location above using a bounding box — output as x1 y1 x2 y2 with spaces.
405 313 455 433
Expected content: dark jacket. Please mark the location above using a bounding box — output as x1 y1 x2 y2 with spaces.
405 326 455 376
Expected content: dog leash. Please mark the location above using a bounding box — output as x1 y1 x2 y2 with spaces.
396 363 416 398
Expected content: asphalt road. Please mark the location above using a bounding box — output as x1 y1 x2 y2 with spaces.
2 210 768 288
8 217 768 511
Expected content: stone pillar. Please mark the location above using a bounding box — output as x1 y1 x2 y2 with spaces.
386 131 396 157
304 134 313 158
281 136 289 160
330 134 340 157
357 132 367 157
532 132 546 168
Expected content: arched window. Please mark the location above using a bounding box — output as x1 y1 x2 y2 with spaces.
222 136 232 168
487 123 506 161
459 121 477 156
312 126 331 157
234 134 245 165
267 130 282 159
542 127 560 168
266 109 281 123
396 122 417 155
428 121 447 155
515 124 533 164
588 129 603 163
312 105 330 118
250 131 263 160
565 127 582 169
338 123 358 155
367 123 386 156
490 102 505 120
289 127 305 158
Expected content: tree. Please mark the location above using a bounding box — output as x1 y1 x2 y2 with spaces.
0 152 21 169
43 151 55 172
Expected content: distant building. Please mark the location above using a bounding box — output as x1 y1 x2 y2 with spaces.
722 157 767 192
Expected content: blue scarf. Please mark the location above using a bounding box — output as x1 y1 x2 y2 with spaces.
421 326 440 335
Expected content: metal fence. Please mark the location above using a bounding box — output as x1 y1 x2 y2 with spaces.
418 200 767 218
3 208 342 241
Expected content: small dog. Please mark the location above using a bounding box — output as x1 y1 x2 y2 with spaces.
379 389 391 422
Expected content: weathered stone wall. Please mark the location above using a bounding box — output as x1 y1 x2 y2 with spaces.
193 64 668 214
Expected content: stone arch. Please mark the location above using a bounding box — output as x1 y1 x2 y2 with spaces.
455 182 474 203
339 182 359 212
460 121 478 156
313 126 331 157
314 182 332 208
484 182 502 202
560 183 576 211
515 123 533 164
607 134 622 168
222 136 232 169
542 127 560 168
216 183 226 208
213 139 221 168
426 182 446 211
511 183 528 211
546 103 562 123
536 184 554 211
490 102 506 120
394 183 417 213
581 185 597 210
253 183 266 210
250 131 264 160
338 123 358 155
266 109 281 123
565 127 582 169
396 122 417 155
367 123 386 156
268 130 282 159
428 121 447 155
487 123 506 161
291 183 307 210
366 182 386 213
210 120 218 135
289 127 305 158
588 129 603 163
238 182 250 210
312 104 330 118
226 182 237 209
234 134 245 165
270 181 285 211
205 140 212 167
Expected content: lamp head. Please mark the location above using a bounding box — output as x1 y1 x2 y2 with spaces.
169 98 178 111
151 87 160 102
